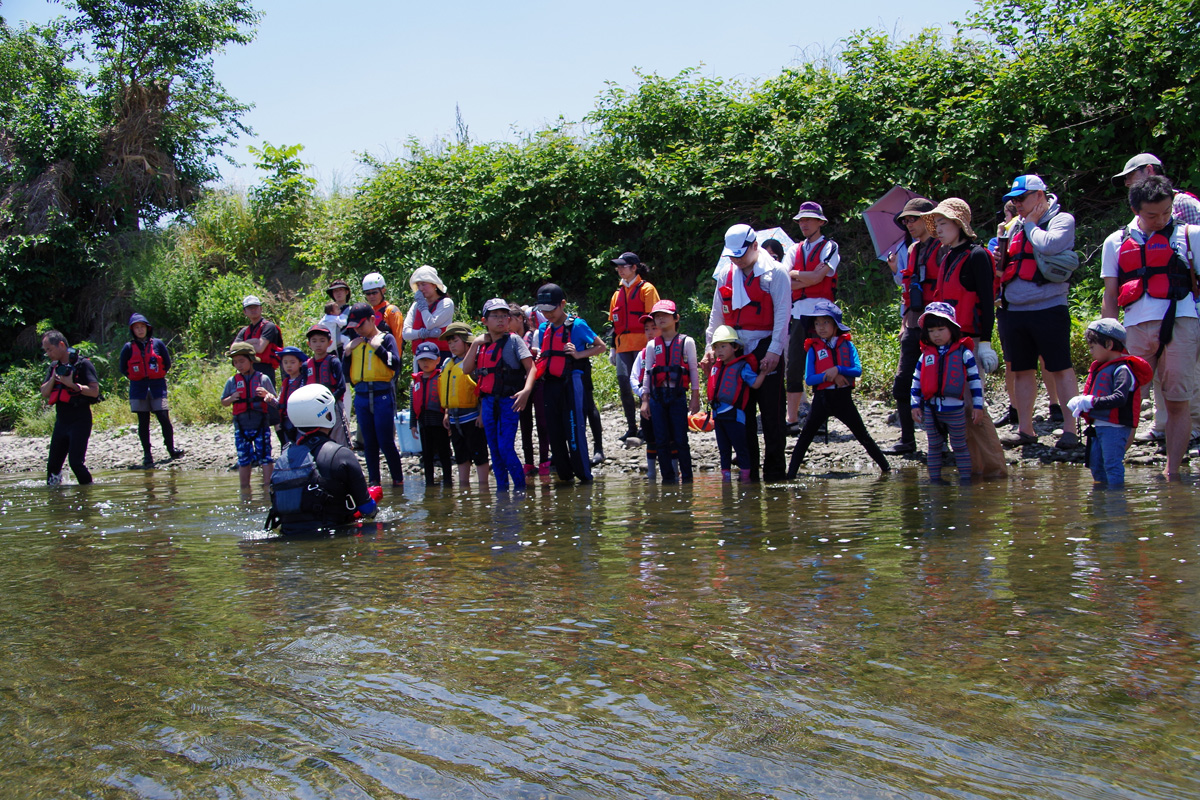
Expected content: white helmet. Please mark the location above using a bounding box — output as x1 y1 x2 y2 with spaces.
362 272 387 292
287 384 338 430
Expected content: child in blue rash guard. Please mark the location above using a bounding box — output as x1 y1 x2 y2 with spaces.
1068 318 1153 487
787 300 891 478
638 299 701 483
706 325 766 482
462 298 536 491
909 302 985 484
535 283 607 483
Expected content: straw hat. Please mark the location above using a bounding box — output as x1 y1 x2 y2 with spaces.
924 197 975 239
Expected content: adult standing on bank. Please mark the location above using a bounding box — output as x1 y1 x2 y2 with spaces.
361 272 405 341
1101 175 1200 480
608 252 660 442
704 224 791 482
40 330 100 486
233 295 284 387
996 175 1080 449
119 313 184 468
402 265 455 356
782 201 839 432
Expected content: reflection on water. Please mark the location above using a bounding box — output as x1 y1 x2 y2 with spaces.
0 467 1196 798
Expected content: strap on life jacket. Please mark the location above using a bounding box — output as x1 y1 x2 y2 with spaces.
127 339 166 381
650 335 691 391
540 321 576 379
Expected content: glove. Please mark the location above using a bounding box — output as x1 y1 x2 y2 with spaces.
1066 395 1094 419
367 485 383 503
976 341 999 374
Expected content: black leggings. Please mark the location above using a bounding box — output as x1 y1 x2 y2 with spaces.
419 423 454 485
787 387 890 477
48 412 93 484
137 410 176 457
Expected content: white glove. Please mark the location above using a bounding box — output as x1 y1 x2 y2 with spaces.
976 341 999 374
1066 394 1094 418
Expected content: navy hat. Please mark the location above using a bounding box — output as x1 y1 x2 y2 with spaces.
810 299 850 332
536 283 566 312
344 302 375 330
415 342 442 362
128 312 152 335
611 252 641 266
277 346 306 363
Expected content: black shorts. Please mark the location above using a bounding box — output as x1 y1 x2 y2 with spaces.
998 306 1073 372
447 416 489 465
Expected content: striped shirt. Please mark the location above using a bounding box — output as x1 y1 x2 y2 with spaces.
910 345 985 411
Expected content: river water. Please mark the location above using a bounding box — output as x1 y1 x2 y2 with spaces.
0 467 1196 799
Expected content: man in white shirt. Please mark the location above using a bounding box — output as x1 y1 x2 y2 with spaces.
1101 175 1200 479
704 224 792 482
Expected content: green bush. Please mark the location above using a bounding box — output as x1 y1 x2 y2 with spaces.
188 273 263 355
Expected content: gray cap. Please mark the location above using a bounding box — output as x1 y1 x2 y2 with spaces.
1087 317 1127 347
1112 153 1162 185
414 341 442 361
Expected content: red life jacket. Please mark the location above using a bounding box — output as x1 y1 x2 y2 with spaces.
411 300 452 353
790 239 837 303
232 371 270 416
1115 224 1196 308
901 239 941 313
918 337 975 401
46 363 82 406
540 321 576 379
127 339 166 381
1081 355 1153 428
277 371 306 422
649 335 691 390
305 356 337 390
707 353 758 409
241 319 281 368
806 333 855 390
934 245 996 337
612 280 649 342
718 268 774 331
477 335 526 396
1001 227 1041 286
411 368 443 416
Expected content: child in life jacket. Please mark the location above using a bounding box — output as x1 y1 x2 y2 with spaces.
118 312 183 468
707 325 767 482
630 314 674 480
787 300 891 478
638 300 701 483
304 324 349 445
439 322 490 489
507 303 540 475
908 302 985 484
1067 318 1154 487
410 341 454 486
221 342 278 493
276 347 309 444
463 298 537 491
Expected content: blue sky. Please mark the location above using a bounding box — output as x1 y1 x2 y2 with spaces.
4 0 975 190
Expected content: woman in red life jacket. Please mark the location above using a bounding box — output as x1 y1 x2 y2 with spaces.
926 199 999 374
409 341 454 486
908 302 985 484
118 313 183 468
608 252 661 441
1067 319 1154 487
786 301 891 478
706 325 765 482
40 330 100 486
402 265 456 358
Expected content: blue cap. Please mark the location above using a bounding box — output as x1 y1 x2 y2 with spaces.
277 346 306 362
415 341 442 361
810 299 850 332
1003 174 1048 199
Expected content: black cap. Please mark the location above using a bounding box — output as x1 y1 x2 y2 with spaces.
611 252 641 266
344 302 375 330
536 283 566 311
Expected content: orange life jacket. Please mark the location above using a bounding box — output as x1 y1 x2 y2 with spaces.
612 280 649 342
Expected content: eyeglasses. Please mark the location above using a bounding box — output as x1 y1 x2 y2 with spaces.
364 289 382 296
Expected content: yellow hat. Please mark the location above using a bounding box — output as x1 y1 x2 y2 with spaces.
710 325 741 346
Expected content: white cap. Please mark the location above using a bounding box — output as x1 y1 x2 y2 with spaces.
722 224 757 258
242 295 262 308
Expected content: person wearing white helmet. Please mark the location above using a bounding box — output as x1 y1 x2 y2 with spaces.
361 272 405 341
402 265 456 356
266 384 380 535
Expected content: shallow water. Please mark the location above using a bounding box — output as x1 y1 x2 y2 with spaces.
0 466 1196 799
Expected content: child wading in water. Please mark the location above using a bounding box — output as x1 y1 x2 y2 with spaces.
909 302 984 484
787 300 891 477
639 300 701 483
707 325 766 482
1067 318 1153 488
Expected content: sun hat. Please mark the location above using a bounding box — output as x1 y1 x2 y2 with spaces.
1003 174 1048 199
722 224 757 258
710 325 741 346
1112 153 1163 186
324 279 351 299
792 201 828 222
343 302 375 330
917 301 960 332
228 342 258 361
242 295 262 308
649 299 678 316
924 198 976 239
810 299 850 332
409 265 447 294
482 298 510 316
1086 317 1127 347
439 321 475 340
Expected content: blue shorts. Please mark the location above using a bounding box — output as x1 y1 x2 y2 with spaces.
233 421 274 467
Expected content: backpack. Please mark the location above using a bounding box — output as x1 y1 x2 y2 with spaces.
269 440 336 518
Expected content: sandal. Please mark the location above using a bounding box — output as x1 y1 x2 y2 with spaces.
1000 431 1038 447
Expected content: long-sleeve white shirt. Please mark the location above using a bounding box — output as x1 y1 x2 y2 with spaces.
705 249 791 357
